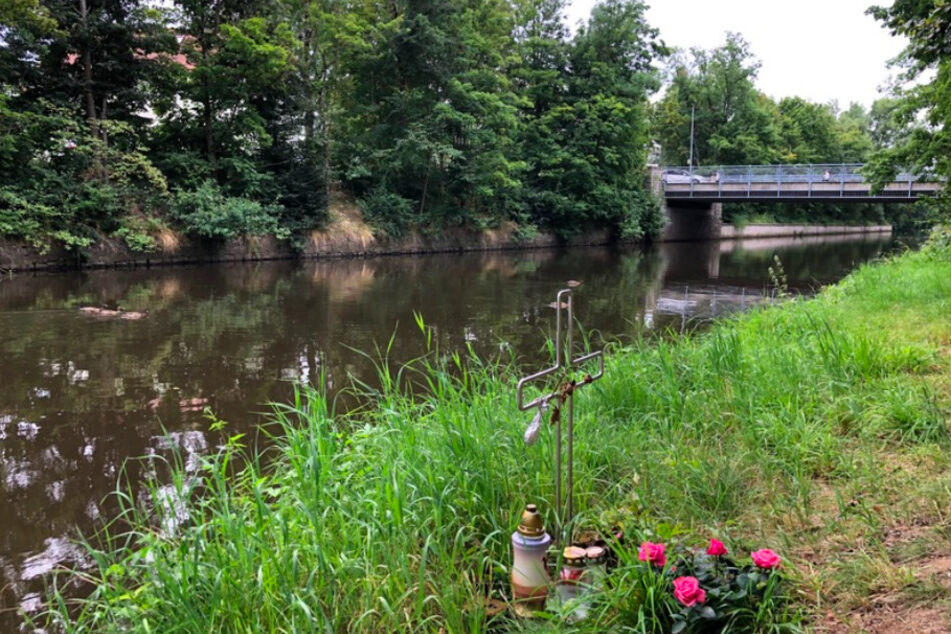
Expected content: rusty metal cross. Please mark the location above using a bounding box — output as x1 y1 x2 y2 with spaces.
516 287 604 540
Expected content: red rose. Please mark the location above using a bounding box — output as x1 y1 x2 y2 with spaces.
638 541 666 567
673 576 707 607
707 538 727 557
751 548 781 569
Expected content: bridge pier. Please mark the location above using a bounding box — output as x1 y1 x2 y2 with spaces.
647 165 723 242
661 201 723 242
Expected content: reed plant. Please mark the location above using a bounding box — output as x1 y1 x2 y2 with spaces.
37 247 951 632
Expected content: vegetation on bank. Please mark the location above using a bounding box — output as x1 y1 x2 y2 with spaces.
4 1 947 254
36 236 951 632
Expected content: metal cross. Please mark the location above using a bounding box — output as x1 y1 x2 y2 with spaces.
516 287 604 540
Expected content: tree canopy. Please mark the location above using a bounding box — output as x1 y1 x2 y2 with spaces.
652 33 884 168
866 0 950 221
0 0 667 251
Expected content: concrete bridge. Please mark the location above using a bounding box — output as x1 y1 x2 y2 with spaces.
649 164 943 241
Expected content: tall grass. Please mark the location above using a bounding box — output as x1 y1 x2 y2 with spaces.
38 249 951 632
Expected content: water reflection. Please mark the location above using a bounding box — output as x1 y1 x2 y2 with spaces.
0 234 897 626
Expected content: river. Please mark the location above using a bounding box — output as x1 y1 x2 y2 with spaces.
0 234 903 626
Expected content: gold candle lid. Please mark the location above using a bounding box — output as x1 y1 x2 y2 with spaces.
517 504 546 537
562 546 587 566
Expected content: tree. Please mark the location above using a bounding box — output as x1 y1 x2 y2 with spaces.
868 97 912 149
29 0 176 139
777 97 840 163
867 1 951 218
269 0 372 226
652 33 781 166
518 0 664 237
337 0 525 233
1 0 668 250
1 0 174 250
152 1 294 200
834 102 873 162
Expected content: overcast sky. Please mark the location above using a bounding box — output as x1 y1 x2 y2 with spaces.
565 0 906 108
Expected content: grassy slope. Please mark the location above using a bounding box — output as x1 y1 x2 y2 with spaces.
43 248 951 633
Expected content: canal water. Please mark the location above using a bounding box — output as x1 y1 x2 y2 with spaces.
0 234 901 626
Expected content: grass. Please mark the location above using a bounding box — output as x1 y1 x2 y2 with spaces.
36 243 951 632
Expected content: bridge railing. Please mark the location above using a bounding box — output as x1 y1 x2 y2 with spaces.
658 163 942 200
662 163 921 184
661 163 923 185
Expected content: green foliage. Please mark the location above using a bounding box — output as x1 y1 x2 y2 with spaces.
357 188 415 238
867 1 951 221
512 222 540 243
653 33 781 166
0 0 56 32
171 181 287 241
0 188 88 253
668 547 797 633
516 0 664 237
113 226 156 252
0 97 171 251
836 102 875 162
777 97 842 163
923 224 951 258
867 97 910 149
620 190 666 240
338 0 529 232
113 215 169 252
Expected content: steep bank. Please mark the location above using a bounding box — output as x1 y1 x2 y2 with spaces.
0 196 617 272
35 242 951 632
0 198 897 273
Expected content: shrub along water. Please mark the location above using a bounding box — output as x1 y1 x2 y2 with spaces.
38 244 951 632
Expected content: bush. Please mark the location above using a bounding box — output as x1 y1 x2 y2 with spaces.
620 190 666 240
923 224 951 259
0 188 90 252
113 215 170 252
171 181 287 241
592 539 798 633
512 222 540 243
357 187 415 237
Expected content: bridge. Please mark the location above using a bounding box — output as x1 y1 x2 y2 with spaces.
649 163 943 241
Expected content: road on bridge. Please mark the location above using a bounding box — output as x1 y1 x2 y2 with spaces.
658 163 942 203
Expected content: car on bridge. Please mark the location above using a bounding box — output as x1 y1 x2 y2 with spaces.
662 169 716 184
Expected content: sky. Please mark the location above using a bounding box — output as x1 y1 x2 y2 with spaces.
565 0 907 108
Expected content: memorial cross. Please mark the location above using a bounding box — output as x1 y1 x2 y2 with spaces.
516 287 604 540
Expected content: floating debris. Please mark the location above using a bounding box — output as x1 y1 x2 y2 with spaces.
78 306 148 320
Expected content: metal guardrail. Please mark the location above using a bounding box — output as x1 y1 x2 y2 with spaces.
659 164 940 201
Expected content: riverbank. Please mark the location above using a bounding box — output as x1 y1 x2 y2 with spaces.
0 197 618 272
0 195 894 272
36 241 950 632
